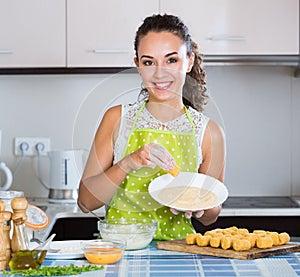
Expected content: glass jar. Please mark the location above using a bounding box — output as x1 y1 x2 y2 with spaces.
12 218 29 252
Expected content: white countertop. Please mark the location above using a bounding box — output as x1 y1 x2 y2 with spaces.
27 197 300 241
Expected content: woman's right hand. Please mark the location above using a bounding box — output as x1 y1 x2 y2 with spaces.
119 143 175 173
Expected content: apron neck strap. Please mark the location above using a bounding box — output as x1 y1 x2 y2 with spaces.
131 101 147 129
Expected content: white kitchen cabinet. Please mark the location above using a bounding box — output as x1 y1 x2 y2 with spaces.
67 0 159 67
160 0 299 55
0 0 66 68
0 1 298 69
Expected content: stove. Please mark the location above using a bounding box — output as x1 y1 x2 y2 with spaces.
222 197 300 209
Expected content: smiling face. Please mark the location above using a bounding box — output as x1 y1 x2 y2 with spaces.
134 31 194 105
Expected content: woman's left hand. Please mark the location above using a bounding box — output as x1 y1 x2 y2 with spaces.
170 208 204 219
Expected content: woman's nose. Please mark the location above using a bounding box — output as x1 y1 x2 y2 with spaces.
153 65 167 79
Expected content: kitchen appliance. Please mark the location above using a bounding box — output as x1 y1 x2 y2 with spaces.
39 150 86 203
0 162 13 191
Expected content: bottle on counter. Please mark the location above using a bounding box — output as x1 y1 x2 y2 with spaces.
11 217 29 253
11 197 29 253
8 248 47 271
8 218 49 271
4 197 49 271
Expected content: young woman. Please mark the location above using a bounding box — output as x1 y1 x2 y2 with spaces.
78 14 226 240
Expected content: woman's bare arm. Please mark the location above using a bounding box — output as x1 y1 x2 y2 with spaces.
78 105 128 212
195 120 226 225
78 105 177 213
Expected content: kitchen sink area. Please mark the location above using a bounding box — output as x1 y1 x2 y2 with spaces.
28 198 105 242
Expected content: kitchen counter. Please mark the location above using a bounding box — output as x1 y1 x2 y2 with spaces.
1 242 300 277
27 197 300 241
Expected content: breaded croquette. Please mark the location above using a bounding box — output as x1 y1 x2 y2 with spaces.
237 228 249 235
256 235 273 249
185 227 290 252
253 230 266 235
244 234 257 248
232 239 252 251
196 235 211 247
186 233 199 245
278 232 290 245
266 231 280 246
221 236 232 250
210 236 222 248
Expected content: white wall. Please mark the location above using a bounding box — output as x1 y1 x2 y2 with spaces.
0 66 299 198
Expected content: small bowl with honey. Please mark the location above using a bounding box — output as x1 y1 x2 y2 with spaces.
81 239 126 265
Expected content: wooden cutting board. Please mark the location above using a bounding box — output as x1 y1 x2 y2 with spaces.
156 239 300 260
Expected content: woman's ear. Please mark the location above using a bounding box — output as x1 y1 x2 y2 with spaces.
187 52 195 73
134 57 139 67
134 57 141 74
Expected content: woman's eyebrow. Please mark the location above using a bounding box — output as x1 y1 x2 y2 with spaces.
165 52 178 57
140 55 153 59
140 52 178 60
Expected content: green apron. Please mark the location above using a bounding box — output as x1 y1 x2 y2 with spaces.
106 102 199 240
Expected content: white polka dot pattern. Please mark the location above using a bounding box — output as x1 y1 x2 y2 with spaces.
107 104 199 240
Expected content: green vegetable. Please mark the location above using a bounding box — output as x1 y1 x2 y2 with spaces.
2 264 104 276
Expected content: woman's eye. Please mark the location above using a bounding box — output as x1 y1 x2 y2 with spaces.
143 60 154 66
167 58 177 64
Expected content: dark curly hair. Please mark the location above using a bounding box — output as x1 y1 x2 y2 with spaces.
134 14 208 112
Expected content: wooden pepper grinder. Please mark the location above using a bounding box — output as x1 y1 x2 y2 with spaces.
0 213 7 270
0 200 12 269
11 197 29 253
2 211 12 266
11 197 28 222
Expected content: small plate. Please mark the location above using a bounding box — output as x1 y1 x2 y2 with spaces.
148 172 228 212
45 240 84 259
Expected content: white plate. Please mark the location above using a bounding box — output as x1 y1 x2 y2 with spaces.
45 240 84 259
148 172 228 212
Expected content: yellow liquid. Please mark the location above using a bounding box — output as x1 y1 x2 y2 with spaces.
85 248 123 264
9 250 47 270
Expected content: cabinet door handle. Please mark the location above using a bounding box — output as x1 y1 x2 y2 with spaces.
93 49 129 54
207 36 246 41
0 50 13 54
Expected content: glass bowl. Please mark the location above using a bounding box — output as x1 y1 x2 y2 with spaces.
98 218 157 250
81 239 125 265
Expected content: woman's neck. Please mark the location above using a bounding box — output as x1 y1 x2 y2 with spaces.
145 101 185 123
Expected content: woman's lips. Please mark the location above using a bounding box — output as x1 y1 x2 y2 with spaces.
153 81 172 90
